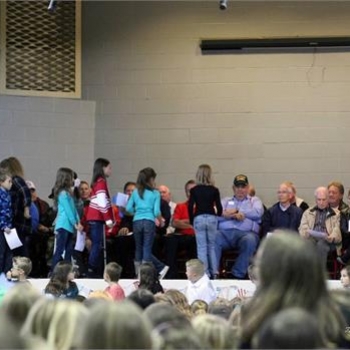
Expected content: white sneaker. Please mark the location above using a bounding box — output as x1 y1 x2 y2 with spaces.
159 265 169 280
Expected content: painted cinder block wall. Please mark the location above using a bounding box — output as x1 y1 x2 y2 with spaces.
83 1 350 206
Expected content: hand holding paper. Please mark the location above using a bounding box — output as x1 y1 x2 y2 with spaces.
4 228 23 250
308 230 328 240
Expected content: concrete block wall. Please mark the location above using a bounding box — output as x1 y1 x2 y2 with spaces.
0 95 96 200
83 1 350 206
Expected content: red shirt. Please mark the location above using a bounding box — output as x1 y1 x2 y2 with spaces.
173 201 195 236
105 283 125 301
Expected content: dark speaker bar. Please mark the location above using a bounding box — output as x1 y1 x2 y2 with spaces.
201 37 350 54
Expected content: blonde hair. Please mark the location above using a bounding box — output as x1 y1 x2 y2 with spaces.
191 300 208 316
195 164 213 186
88 290 113 301
0 156 24 177
186 259 205 277
192 314 236 349
80 300 152 349
164 289 193 319
21 299 88 350
1 284 42 328
13 256 32 277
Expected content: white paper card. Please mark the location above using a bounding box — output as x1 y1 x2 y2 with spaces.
309 230 327 240
74 231 86 252
348 220 350 232
115 193 129 208
5 228 23 250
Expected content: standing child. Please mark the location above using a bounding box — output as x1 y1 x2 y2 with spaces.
188 164 223 278
86 158 114 277
0 168 13 274
51 168 82 271
126 167 162 276
340 266 350 289
104 262 125 301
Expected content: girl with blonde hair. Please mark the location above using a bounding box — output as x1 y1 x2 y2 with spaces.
188 164 222 278
21 299 88 350
164 289 193 319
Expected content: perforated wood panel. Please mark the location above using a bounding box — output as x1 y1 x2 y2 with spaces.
0 0 81 98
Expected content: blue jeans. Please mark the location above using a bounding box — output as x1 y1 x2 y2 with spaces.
51 228 73 271
88 221 104 271
194 214 218 277
215 228 259 278
133 219 155 263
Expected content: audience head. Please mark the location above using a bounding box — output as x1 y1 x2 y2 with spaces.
144 303 192 330
328 181 345 208
340 266 350 288
278 182 293 206
253 307 323 349
241 231 345 346
0 156 24 178
185 179 196 199
0 283 42 328
195 164 213 186
88 290 113 301
191 300 208 316
158 185 172 203
247 264 259 286
164 289 192 319
128 289 156 310
192 314 236 349
9 256 32 280
233 174 249 200
123 181 136 196
21 298 88 350
139 262 163 294
186 259 205 283
91 158 112 185
80 300 152 349
79 180 91 201
314 186 329 209
0 313 26 349
0 167 12 190
248 184 256 197
104 262 122 283
208 298 232 320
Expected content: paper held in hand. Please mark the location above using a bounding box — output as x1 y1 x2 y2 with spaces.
309 230 328 240
5 228 23 250
114 193 129 208
74 231 86 252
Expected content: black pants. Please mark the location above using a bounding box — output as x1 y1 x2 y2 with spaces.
164 234 197 279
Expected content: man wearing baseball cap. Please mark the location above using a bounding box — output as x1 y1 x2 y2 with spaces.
214 174 264 279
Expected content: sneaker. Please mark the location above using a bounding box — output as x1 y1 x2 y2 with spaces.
159 265 169 280
337 257 346 266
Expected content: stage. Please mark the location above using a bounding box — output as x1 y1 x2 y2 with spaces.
0 274 343 299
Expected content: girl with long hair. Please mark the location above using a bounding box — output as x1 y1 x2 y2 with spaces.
126 167 162 276
86 158 114 277
188 164 222 278
0 157 31 257
51 168 82 271
138 262 164 294
45 260 79 299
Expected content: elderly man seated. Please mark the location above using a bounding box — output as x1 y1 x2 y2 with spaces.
214 174 264 279
299 186 341 267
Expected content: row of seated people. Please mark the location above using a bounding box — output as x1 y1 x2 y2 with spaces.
27 173 350 279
